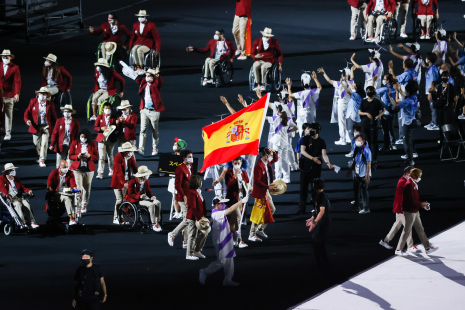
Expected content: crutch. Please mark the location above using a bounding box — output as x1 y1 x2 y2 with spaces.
0 195 23 227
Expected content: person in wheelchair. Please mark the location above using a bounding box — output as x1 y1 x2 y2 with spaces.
365 0 397 43
94 102 118 179
127 166 162 232
0 163 38 229
250 27 283 91
411 0 438 40
186 29 236 86
129 10 161 72
47 160 78 225
89 12 131 63
89 58 125 121
41 54 72 107
394 0 410 38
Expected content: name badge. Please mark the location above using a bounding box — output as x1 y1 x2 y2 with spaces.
355 164 360 175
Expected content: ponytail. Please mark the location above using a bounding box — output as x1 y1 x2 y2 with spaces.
281 111 288 127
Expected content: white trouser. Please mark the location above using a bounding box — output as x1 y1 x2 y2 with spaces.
214 179 227 198
131 45 150 66
297 109 316 136
140 199 162 223
47 86 59 95
394 2 409 33
73 170 94 207
12 197 35 223
113 188 127 219
350 3 367 36
418 15 433 29
55 193 74 216
232 15 248 51
92 89 109 106
274 144 290 182
203 256 234 283
139 109 160 151
98 140 115 174
253 61 272 84
287 136 298 169
56 145 71 169
33 126 50 162
204 58 219 78
367 14 387 38
337 99 349 141
3 97 14 134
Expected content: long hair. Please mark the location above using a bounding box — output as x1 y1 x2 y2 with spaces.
100 66 113 81
78 128 95 147
43 62 61 81
410 45 422 61
280 111 288 127
372 58 380 67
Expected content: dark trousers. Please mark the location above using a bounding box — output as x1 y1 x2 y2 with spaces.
299 169 321 212
76 298 100 310
354 176 369 209
402 123 416 160
362 118 379 161
311 219 330 266
380 115 395 148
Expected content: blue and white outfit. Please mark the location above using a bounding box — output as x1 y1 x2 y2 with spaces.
398 95 417 161
396 68 417 139
346 92 362 142
267 115 296 183
362 60 384 90
432 40 448 64
331 79 353 143
403 53 423 85
293 88 320 136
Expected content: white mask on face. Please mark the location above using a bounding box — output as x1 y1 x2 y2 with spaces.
305 129 310 135
2 58 10 65
63 112 71 118
96 66 101 72
38 94 47 101
416 177 421 182
146 76 153 83
355 141 363 147
80 137 87 143
104 109 111 115
439 69 444 75
122 109 129 115
61 167 69 174
9 170 16 177
173 145 178 152
263 37 269 42
186 157 194 164
138 17 146 23
108 19 114 24
126 152 133 158
382 80 387 85
213 34 219 40
233 164 241 170
44 61 51 66
267 156 273 162
145 175 150 180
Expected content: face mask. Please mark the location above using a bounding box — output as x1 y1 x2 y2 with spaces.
104 109 111 115
367 91 376 98
441 77 449 83
122 109 129 115
2 58 10 65
138 17 146 23
81 259 90 266
38 94 47 101
416 177 421 182
309 130 316 137
126 152 133 158
80 137 87 143
96 66 101 72
61 167 69 174
304 129 310 135
186 157 194 164
145 175 150 180
173 145 178 152
108 19 114 24
44 61 51 66
213 34 219 40
219 203 226 210
267 156 273 162
63 112 71 118
439 69 444 75
233 164 241 170
263 37 269 42
146 76 153 83
9 170 16 177
355 141 363 147
382 80 387 85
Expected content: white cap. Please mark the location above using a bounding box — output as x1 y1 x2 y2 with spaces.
301 72 311 85
405 42 420 51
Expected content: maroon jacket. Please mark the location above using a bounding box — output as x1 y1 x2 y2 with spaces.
41 66 73 93
135 75 165 111
392 176 408 214
47 168 77 191
129 21 161 51
251 153 278 199
92 69 125 97
413 0 438 16
186 188 207 221
111 152 137 189
23 98 57 134
235 0 252 18
225 169 249 206
127 178 153 203
69 140 98 171
0 62 21 98
0 175 30 197
90 21 131 46
366 0 397 15
117 112 137 141
401 179 423 213
194 39 236 62
94 114 118 143
250 38 283 64
175 163 192 202
50 117 80 152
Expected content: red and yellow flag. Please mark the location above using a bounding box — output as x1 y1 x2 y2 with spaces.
244 19 252 56
199 93 269 172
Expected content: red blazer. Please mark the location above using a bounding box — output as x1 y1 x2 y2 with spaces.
127 178 153 203
68 140 98 171
194 39 236 62
186 188 207 220
235 0 252 18
92 70 125 96
118 112 137 141
90 22 131 46
23 98 57 134
41 66 73 93
251 153 278 199
94 114 118 143
0 62 21 98
111 152 137 189
50 117 81 152
225 169 249 206
413 0 438 16
129 21 161 51
175 163 192 202
366 0 396 15
0 175 30 197
348 0 370 8
401 179 423 213
392 176 408 213
47 168 77 191
250 38 283 64
135 75 165 111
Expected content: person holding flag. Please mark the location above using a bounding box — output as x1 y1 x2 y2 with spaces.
232 0 252 60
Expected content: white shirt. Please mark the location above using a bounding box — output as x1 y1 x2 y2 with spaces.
7 178 18 197
332 80 352 103
139 22 145 35
214 41 228 60
262 38 270 50
3 64 8 76
47 69 57 86
58 172 66 193
210 209 236 259
294 89 320 114
122 113 129 132
39 100 47 125
144 83 153 108
80 143 88 168
374 0 385 12
110 23 118 35
362 61 384 90
268 117 295 148
104 114 110 126
63 118 72 146
261 158 270 186
139 180 145 194
124 157 129 180
98 73 107 90
197 189 204 201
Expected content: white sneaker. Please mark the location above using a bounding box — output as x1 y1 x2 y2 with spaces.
108 169 113 176
69 219 77 226
458 114 465 120
395 250 408 256
424 123 433 129
194 251 205 259
420 35 425 39
248 236 262 242
407 245 421 253
252 84 260 91
351 200 355 205
428 124 439 130
176 212 183 219
346 138 352 143
96 173 103 179
183 243 188 249
413 153 418 158
345 151 354 157
401 155 408 160
425 35 430 39
391 144 397 150
202 78 208 86
199 269 207 285
235 50 241 56
400 32 408 38
152 149 158 156
167 233 175 246
81 206 87 214
223 280 239 286
207 79 214 84
359 208 370 214
256 230 268 238
237 54 247 60
113 218 120 224
373 37 379 43
260 85 265 91
152 222 162 232
39 161 46 168
186 255 199 261
137 148 144 156
89 115 97 121
4 134 11 140
425 246 438 254
366 37 373 42
238 241 248 248
379 240 393 249
395 139 403 145
349 35 355 40
334 139 346 145
31 222 39 229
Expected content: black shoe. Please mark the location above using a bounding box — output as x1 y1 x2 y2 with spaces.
379 147 390 152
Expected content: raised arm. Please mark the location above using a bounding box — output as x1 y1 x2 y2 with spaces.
350 53 362 70
312 71 322 90
389 45 405 60
220 96 236 115
388 60 397 79
340 77 352 96
317 67 334 85
453 32 464 49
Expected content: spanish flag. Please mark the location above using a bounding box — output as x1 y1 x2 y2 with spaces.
200 93 270 172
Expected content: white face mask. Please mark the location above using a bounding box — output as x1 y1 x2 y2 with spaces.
355 141 363 147
267 156 273 162
186 157 194 164
416 177 421 182
44 61 51 66
96 66 101 72
63 112 71 118
9 170 16 177
145 175 150 180
173 145 178 151
104 109 111 115
2 58 10 65
108 19 114 24
305 129 310 135
233 164 241 170
382 80 387 85
138 17 146 23
263 37 269 42
146 76 153 83
439 69 444 75
38 94 47 101
61 167 69 174
80 137 87 143
126 152 133 158
122 109 129 115
213 34 219 40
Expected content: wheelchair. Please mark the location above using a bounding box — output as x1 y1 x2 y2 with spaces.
201 58 234 87
364 16 397 44
86 92 121 123
44 190 86 235
51 90 72 116
117 198 163 234
129 47 161 71
412 18 444 42
248 61 282 92
0 193 35 236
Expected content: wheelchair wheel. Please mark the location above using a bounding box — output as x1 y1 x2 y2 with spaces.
119 202 138 231
4 223 12 236
271 65 282 92
201 65 206 86
87 94 93 122
139 206 151 231
249 66 255 92
387 18 397 43
219 61 234 87
144 51 161 70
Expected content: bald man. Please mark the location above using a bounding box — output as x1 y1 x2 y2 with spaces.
47 160 78 224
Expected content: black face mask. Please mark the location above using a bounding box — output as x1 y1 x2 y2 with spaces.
81 259 90 266
441 77 449 83
367 91 376 98
309 130 316 137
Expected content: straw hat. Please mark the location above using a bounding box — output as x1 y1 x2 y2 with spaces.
103 42 117 56
146 68 159 76
60 104 76 114
117 100 132 110
119 142 137 152
195 217 211 235
60 187 75 196
94 58 110 68
0 49 14 59
44 53 57 63
35 86 52 98
3 163 19 173
135 10 149 17
270 180 287 195
260 27 274 37
134 165 152 177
